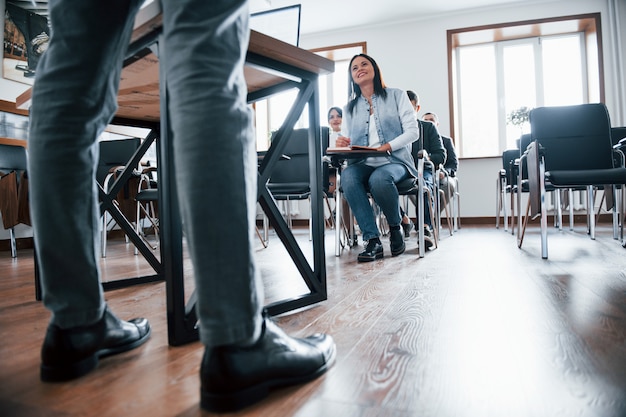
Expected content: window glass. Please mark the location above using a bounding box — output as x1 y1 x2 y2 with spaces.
502 41 536 149
450 15 601 158
542 34 584 106
457 45 499 157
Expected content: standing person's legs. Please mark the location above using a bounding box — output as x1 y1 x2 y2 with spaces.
161 0 261 349
160 0 335 411
29 0 150 382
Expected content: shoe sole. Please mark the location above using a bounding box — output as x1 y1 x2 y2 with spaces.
40 327 151 382
357 251 383 262
391 244 406 256
201 343 337 413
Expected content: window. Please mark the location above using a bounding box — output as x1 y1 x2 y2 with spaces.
253 42 366 151
448 14 603 158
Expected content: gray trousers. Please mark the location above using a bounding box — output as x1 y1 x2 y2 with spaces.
28 0 263 348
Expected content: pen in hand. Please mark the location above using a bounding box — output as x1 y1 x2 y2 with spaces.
336 135 350 147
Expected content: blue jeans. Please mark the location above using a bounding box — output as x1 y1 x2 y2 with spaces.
28 0 262 348
340 162 410 241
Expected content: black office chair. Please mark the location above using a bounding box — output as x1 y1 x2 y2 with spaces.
267 128 313 237
438 166 458 235
610 127 626 243
97 138 142 257
0 143 29 258
134 168 159 255
398 143 439 257
496 148 519 232
518 103 626 258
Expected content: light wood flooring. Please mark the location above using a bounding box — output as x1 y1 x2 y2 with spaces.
1 223 626 417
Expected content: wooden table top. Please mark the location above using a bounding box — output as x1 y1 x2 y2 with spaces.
16 2 334 123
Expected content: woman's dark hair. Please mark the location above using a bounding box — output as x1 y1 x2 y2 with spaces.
347 54 387 114
327 106 342 121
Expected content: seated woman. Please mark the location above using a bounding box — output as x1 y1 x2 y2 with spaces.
336 54 418 262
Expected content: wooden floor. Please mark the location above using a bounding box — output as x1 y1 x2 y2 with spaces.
1 223 626 417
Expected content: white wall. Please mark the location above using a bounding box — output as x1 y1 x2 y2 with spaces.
1 0 624 235
300 0 626 218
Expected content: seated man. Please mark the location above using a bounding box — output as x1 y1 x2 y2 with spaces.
400 91 446 249
423 111 458 205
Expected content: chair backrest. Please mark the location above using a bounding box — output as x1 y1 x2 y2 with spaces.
610 127 626 146
529 103 614 172
519 133 532 155
501 149 519 185
0 143 28 173
517 133 533 180
268 128 310 192
96 138 141 186
320 127 331 195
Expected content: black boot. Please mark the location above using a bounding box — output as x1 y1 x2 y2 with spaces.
389 226 405 256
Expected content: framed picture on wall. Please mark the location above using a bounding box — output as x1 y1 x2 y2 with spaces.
3 2 50 85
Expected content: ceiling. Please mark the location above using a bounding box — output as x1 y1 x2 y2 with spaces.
8 0 531 36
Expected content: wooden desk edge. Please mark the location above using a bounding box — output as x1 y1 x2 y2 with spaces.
16 31 333 113
0 137 28 148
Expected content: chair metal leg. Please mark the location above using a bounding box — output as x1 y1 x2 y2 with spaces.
518 195 531 249
417 163 425 258
9 227 17 258
101 212 108 258
454 182 461 231
335 186 342 256
540 160 548 259
555 190 563 231
588 185 596 240
568 188 574 230
439 189 453 236
496 177 502 229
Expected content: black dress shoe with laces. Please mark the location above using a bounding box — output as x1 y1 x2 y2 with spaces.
357 239 384 262
40 307 151 382
200 318 336 413
389 228 406 256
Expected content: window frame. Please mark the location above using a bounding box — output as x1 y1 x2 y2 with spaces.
447 13 604 158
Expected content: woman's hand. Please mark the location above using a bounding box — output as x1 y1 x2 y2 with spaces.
336 135 351 147
377 143 392 152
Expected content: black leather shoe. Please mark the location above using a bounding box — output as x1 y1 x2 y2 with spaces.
41 307 151 382
389 228 405 256
200 318 336 413
357 239 383 262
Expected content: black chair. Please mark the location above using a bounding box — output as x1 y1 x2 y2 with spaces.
98 138 141 257
438 166 459 235
134 177 159 254
496 148 519 232
399 131 440 257
267 128 313 236
518 103 626 258
611 127 626 243
0 143 29 258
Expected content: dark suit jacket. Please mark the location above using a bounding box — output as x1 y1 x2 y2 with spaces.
411 120 446 169
441 135 458 175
